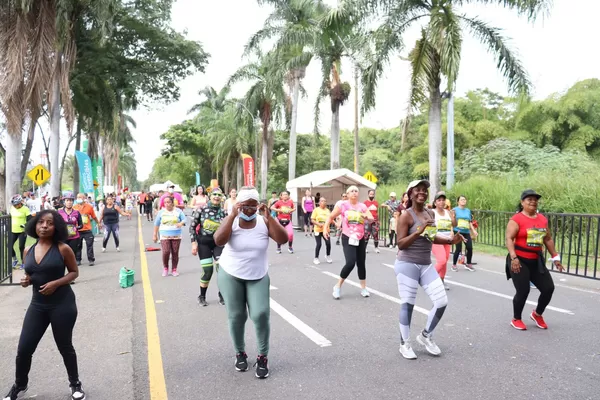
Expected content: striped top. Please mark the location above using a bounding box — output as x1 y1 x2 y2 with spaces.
154 208 186 239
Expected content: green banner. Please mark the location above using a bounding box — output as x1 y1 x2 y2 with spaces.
82 139 89 154
92 157 104 200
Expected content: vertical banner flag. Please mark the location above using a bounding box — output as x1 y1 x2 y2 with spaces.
92 158 104 200
195 172 201 186
75 151 94 193
241 154 255 187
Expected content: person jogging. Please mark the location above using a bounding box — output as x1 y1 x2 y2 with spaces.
324 186 374 300
73 194 98 266
57 192 83 257
395 180 465 360
505 189 564 330
431 192 454 290
214 187 288 379
364 189 380 253
3 210 85 400
270 190 295 254
153 196 186 277
301 189 315 237
190 188 227 306
98 195 130 252
311 197 332 265
9 195 31 270
451 195 478 272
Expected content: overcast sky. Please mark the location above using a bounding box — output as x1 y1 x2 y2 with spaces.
26 0 600 182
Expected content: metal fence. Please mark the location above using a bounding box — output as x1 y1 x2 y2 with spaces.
0 215 15 285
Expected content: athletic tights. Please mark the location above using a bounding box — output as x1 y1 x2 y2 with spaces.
340 235 366 280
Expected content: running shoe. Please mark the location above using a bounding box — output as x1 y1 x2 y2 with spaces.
218 292 225 306
326 256 332 264
530 311 548 329
288 247 294 254
417 332 441 356
313 258 320 265
276 248 281 254
3 384 27 400
235 352 248 371
162 268 168 277
375 248 380 254
171 270 179 277
198 296 208 307
70 381 86 400
116 247 120 252
444 284 450 291
102 248 106 253
511 319 527 330
399 342 417 360
451 265 458 272
464 264 475 272
89 262 95 266
332 285 341 299
11 258 18 268
361 288 370 297
254 355 269 379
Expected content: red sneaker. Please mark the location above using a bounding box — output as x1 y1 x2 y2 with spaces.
511 319 527 330
530 311 548 329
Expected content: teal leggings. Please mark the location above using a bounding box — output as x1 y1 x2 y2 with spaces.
218 268 271 356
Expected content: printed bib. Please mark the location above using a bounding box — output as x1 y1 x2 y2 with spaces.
203 219 221 233
437 219 453 231
421 225 438 241
346 210 364 225
67 225 77 237
82 215 90 225
457 218 470 230
279 206 292 214
526 228 546 247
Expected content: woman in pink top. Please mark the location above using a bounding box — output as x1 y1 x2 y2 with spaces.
324 185 374 300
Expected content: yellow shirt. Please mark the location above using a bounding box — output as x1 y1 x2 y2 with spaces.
10 205 30 233
311 207 331 233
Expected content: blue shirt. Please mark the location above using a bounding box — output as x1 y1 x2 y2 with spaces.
155 208 186 238
453 207 472 234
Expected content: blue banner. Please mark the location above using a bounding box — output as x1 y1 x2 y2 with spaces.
195 172 201 186
75 150 94 193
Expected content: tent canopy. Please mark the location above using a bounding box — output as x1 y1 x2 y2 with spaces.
149 180 183 193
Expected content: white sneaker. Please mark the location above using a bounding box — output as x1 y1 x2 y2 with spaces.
116 247 120 252
326 256 332 264
375 248 380 254
313 258 320 265
360 288 370 297
399 342 417 359
332 285 341 299
417 332 441 356
102 248 106 253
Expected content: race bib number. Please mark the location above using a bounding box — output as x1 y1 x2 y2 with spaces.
527 228 546 247
437 219 452 231
457 219 470 230
82 215 90 225
346 210 364 225
203 219 221 233
421 226 438 241
162 215 179 226
67 225 77 237
348 237 359 246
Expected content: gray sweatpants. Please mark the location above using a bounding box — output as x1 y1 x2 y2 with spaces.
394 260 448 342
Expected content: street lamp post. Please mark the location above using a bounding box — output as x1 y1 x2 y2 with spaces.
441 91 455 190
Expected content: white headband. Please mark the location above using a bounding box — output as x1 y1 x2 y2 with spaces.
237 188 259 203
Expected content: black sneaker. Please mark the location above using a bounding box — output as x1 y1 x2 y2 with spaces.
70 381 86 400
3 384 28 400
254 355 269 379
218 292 225 306
235 352 248 371
198 295 208 306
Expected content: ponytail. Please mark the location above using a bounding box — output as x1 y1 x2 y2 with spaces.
405 189 413 209
516 202 523 213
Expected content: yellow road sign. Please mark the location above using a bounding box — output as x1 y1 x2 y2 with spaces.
363 170 378 183
27 164 51 186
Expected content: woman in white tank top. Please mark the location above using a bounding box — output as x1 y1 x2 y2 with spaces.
432 191 454 289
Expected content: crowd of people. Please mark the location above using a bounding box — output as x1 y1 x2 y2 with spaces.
3 180 566 398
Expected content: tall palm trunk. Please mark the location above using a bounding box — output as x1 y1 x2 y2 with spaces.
223 156 230 193
330 102 341 170
428 84 443 199
20 115 38 181
289 76 300 181
5 131 22 207
73 121 82 192
353 66 359 173
49 69 61 197
260 122 270 200
236 155 243 189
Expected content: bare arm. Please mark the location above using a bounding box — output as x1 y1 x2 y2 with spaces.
115 205 129 216
396 212 429 249
214 205 239 247
263 205 288 245
505 220 520 259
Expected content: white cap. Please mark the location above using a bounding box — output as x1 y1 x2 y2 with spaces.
389 192 397 197
406 180 430 193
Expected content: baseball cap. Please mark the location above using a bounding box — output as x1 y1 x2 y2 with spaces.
406 180 430 193
434 191 447 201
389 192 397 197
521 189 542 201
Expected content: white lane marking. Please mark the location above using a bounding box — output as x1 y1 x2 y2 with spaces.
270 298 332 347
320 271 430 316
382 263 575 315
270 285 278 290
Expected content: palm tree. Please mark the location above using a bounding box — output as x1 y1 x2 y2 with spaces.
228 52 287 200
361 0 549 195
188 86 231 114
246 0 325 181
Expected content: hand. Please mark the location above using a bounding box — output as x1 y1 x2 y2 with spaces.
417 218 435 234
39 280 59 296
451 233 467 245
21 274 30 288
230 203 241 218
553 260 565 272
323 227 331 240
152 234 158 243
176 222 184 228
511 258 521 274
191 242 198 256
258 203 268 215
472 231 479 239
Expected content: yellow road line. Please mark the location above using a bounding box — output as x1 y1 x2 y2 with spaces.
137 213 168 399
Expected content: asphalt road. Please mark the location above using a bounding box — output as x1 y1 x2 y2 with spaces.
1 214 599 400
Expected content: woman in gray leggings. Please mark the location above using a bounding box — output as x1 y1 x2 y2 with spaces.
213 187 288 379
395 180 465 359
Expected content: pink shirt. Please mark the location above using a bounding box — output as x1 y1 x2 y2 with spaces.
339 201 368 240
159 192 184 209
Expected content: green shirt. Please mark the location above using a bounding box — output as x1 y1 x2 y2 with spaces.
10 205 31 233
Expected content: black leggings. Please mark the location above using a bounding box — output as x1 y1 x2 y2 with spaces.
11 232 27 261
139 203 145 214
453 232 473 264
340 235 367 280
15 298 79 387
510 257 555 320
314 234 331 258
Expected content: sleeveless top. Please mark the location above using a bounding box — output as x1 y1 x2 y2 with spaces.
25 243 74 304
219 216 270 280
397 208 433 265
434 209 453 239
304 197 315 213
194 195 207 209
58 208 81 239
103 205 119 225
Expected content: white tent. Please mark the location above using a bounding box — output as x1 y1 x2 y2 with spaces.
149 180 183 193
286 168 377 228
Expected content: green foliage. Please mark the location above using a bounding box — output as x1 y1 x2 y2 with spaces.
144 155 198 191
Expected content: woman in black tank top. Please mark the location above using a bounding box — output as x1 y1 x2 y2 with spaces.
3 210 86 400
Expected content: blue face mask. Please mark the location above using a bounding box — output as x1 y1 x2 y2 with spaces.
75 199 83 204
239 212 257 221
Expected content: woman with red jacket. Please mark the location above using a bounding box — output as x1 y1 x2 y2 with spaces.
505 190 564 331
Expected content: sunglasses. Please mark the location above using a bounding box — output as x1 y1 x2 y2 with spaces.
212 193 223 197
241 205 258 211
